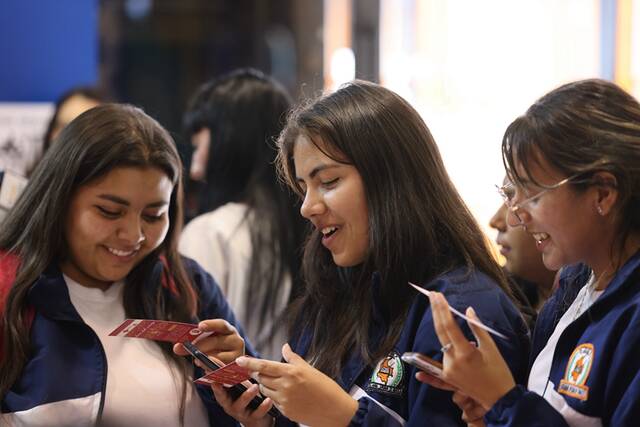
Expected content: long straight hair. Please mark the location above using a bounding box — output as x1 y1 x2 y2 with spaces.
277 81 512 378
0 104 197 422
184 69 306 346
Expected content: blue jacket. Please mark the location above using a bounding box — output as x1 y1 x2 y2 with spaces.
485 250 640 427
0 257 247 426
275 267 530 426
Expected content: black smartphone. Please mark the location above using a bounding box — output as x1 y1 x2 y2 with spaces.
182 341 281 418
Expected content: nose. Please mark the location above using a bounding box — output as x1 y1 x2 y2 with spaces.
300 188 326 219
117 215 146 246
489 204 507 232
506 205 530 228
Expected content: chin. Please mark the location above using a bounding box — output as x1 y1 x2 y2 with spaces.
541 256 563 272
331 254 366 268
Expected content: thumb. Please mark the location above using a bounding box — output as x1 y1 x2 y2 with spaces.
282 343 305 365
465 307 498 351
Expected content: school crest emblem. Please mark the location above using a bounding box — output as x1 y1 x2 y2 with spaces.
366 351 405 396
558 343 594 401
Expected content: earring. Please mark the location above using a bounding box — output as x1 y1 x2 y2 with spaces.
597 205 604 215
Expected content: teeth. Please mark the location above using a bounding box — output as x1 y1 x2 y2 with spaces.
532 232 550 243
321 226 338 236
107 247 138 257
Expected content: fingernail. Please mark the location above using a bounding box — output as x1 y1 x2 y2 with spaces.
236 356 248 366
467 306 477 317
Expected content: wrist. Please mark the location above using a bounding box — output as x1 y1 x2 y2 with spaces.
480 380 517 410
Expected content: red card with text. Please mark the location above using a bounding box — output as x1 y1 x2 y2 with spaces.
109 319 211 343
195 362 251 386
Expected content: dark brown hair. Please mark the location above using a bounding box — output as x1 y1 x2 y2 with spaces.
0 104 195 422
276 80 512 378
184 69 305 348
502 78 640 264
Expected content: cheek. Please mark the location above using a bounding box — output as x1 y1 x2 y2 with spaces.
67 212 111 249
145 220 171 249
510 230 534 254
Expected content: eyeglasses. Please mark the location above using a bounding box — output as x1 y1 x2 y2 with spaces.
495 173 585 224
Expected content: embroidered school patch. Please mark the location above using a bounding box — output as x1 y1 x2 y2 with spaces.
366 351 405 396
558 343 594 401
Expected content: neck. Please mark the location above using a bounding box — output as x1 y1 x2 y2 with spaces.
591 232 640 291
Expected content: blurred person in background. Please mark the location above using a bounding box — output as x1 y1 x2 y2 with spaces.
179 68 306 360
1 87 107 221
42 86 107 152
490 178 556 312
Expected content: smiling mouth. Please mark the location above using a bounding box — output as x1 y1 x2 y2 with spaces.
532 232 550 244
321 226 339 238
106 246 139 257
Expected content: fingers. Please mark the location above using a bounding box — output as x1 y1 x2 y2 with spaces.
281 343 306 366
429 293 479 356
465 307 498 352
173 342 189 356
172 319 242 357
415 371 457 391
453 392 486 425
195 325 245 365
237 357 288 377
433 293 472 351
212 383 273 421
428 292 451 347
198 319 237 335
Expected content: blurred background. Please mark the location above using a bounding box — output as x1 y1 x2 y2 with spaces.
1 0 639 240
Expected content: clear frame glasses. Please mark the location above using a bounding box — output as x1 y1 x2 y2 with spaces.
495 173 585 224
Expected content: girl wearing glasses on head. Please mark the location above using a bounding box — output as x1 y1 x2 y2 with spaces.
424 79 640 426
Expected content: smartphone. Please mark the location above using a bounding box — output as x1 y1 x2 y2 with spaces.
182 341 281 418
401 352 444 378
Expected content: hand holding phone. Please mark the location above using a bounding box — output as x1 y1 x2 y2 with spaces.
182 341 281 418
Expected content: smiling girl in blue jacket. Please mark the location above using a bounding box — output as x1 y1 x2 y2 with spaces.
426 79 640 427
0 104 248 426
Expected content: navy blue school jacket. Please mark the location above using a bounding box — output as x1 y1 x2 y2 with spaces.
485 250 640 426
0 256 248 426
275 267 531 426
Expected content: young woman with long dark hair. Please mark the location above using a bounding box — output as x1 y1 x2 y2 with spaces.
211 80 531 426
0 104 248 426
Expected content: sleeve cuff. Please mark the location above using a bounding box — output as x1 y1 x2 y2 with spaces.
348 397 371 426
485 385 526 422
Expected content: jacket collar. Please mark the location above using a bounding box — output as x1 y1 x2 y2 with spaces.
601 248 640 297
27 262 83 322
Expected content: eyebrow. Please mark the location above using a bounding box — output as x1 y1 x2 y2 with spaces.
295 163 342 182
97 194 169 208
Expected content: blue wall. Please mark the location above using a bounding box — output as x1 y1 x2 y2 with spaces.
0 0 98 102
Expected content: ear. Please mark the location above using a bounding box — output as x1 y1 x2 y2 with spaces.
592 171 618 216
